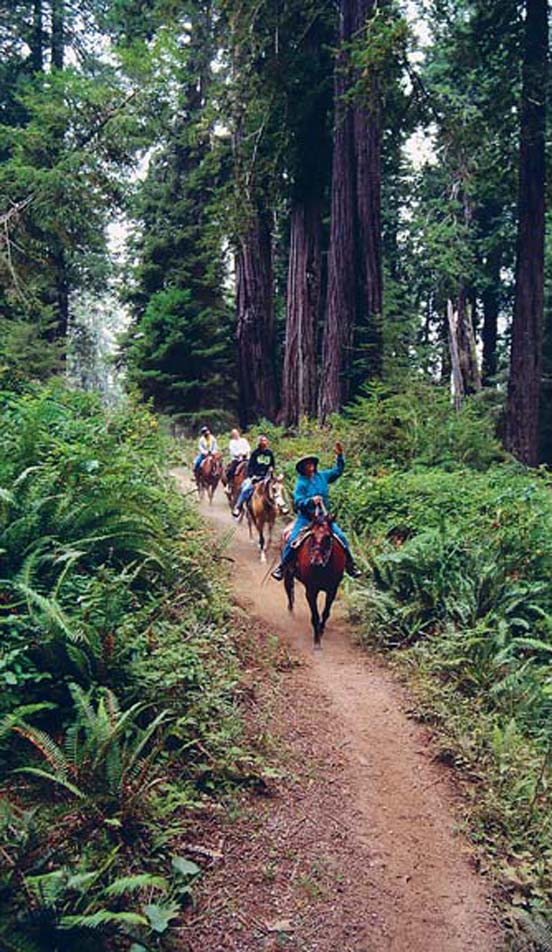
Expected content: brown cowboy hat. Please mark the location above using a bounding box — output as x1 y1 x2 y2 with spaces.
296 455 319 475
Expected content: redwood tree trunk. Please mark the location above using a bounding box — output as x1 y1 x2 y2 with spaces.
318 0 356 420
351 0 383 387
282 199 322 424
319 0 383 419
505 0 547 466
455 287 481 394
236 210 277 427
282 17 329 427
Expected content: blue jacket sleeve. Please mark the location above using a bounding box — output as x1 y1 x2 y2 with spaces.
320 454 344 485
293 477 315 516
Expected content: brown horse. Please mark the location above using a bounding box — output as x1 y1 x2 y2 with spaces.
221 458 248 510
195 452 223 503
245 470 289 562
284 513 346 649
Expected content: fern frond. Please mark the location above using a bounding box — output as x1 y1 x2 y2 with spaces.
12 724 72 775
14 766 85 799
102 873 169 897
123 710 171 776
0 703 56 743
59 909 149 930
13 582 87 643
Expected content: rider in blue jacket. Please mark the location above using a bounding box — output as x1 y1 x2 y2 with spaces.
271 442 361 581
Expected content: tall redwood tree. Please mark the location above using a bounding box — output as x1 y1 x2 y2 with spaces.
282 16 331 426
236 210 277 427
319 0 383 419
318 0 356 420
505 0 548 465
351 0 383 387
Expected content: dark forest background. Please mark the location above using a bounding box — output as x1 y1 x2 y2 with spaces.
0 0 550 464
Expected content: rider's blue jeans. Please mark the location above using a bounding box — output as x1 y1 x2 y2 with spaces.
194 453 206 472
282 515 350 563
236 478 254 508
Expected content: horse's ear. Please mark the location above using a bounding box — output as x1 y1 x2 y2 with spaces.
277 473 284 481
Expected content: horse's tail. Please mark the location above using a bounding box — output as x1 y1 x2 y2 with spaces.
284 571 295 613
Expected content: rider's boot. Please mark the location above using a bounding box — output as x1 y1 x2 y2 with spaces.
345 556 362 578
232 503 242 518
271 552 294 581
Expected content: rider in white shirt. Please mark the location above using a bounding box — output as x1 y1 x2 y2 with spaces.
229 429 251 460
226 428 250 489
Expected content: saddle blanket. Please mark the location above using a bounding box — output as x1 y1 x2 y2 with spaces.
283 522 347 552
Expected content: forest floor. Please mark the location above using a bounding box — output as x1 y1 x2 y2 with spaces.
173 469 503 952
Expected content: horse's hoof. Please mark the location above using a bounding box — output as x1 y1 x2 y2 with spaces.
314 641 322 652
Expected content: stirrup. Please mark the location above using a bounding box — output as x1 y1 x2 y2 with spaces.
346 560 362 579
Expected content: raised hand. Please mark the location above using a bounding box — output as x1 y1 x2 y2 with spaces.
335 441 343 455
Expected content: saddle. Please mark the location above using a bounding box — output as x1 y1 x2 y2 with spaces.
284 521 347 552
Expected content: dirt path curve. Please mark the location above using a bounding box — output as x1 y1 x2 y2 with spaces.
175 470 501 951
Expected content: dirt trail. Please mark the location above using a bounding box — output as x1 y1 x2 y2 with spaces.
175 470 501 951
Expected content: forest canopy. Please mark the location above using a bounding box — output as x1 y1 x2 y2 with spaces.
0 0 549 451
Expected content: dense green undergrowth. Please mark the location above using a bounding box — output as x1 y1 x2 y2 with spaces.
220 384 552 939
0 384 262 952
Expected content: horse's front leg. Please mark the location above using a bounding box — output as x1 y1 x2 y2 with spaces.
306 588 321 649
259 527 266 563
320 586 337 636
265 514 275 556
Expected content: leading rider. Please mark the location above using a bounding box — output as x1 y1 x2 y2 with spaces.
271 441 361 581
193 425 219 476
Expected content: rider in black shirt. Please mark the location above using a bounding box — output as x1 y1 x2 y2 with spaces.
233 435 275 517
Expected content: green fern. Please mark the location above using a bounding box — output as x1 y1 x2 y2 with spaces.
102 873 169 897
59 910 149 930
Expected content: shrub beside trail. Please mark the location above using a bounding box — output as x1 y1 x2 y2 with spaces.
0 384 266 951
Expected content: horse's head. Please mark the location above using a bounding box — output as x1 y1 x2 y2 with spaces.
309 514 334 567
267 471 289 515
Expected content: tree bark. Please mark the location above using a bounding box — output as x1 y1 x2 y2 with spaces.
282 17 329 427
455 288 482 394
447 299 464 411
505 0 547 466
319 0 383 419
282 198 322 424
236 210 277 427
351 0 383 386
319 0 356 420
